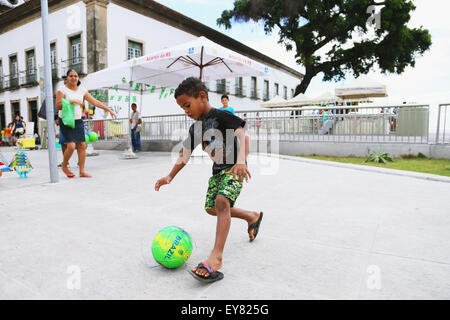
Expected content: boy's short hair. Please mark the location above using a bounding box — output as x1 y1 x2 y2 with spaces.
221 94 229 100
174 77 209 100
131 103 137 108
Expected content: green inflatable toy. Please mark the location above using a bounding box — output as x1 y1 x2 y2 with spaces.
88 132 98 142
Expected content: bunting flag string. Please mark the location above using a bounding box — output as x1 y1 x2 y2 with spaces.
90 79 175 102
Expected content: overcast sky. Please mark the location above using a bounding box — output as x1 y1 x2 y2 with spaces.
155 0 449 107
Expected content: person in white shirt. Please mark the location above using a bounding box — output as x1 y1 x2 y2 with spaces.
56 69 117 178
130 103 142 152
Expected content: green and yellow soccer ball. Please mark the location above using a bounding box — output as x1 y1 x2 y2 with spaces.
152 226 193 269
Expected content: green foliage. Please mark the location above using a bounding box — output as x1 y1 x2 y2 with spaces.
365 147 394 164
400 152 428 159
217 0 432 94
297 155 450 177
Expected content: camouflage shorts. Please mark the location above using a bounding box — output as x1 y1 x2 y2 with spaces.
204 168 243 209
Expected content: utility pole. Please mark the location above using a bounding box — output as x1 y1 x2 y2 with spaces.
41 0 59 182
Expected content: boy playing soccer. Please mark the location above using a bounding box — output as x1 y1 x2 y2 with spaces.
154 77 263 283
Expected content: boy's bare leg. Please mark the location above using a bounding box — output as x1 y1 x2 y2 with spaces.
192 195 231 277
206 206 260 240
193 196 262 277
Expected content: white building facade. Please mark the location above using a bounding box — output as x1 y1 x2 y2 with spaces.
0 0 303 133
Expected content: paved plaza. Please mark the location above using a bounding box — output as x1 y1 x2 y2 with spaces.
1 148 450 299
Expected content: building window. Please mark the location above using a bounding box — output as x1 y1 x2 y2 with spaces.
128 40 143 60
0 103 5 130
11 101 20 118
50 43 57 66
263 80 269 101
216 79 227 93
9 55 18 87
291 89 295 98
235 77 244 96
70 35 81 64
50 43 58 78
26 50 35 73
28 100 38 134
25 49 36 83
274 83 279 96
283 85 287 99
250 77 257 99
69 34 82 74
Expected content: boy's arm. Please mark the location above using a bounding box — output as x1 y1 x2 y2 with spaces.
168 148 192 179
235 127 247 164
244 127 249 161
226 126 251 184
155 148 192 191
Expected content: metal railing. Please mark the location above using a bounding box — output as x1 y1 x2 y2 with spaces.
2 73 20 89
1 70 39 88
19 69 38 86
0 59 86 92
236 105 430 144
0 70 37 88
436 103 450 144
84 104 437 145
85 114 194 142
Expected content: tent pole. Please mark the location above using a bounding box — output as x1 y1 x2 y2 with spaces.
199 46 204 81
140 85 143 114
121 67 138 159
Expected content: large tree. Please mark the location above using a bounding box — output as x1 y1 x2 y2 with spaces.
217 0 432 95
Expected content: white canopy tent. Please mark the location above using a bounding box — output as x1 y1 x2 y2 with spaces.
261 93 312 109
335 75 387 100
84 36 269 158
309 91 343 105
282 93 311 108
260 95 287 108
85 36 268 91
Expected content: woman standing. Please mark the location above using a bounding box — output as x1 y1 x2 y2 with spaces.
12 115 26 145
56 69 117 178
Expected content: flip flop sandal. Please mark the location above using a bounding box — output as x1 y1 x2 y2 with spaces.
189 262 224 283
62 169 76 178
248 212 263 242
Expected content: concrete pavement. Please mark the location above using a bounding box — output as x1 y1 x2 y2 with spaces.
1 148 449 299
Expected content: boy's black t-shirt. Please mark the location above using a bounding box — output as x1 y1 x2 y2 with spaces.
183 108 246 175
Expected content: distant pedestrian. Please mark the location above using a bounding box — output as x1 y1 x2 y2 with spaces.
130 103 142 152
12 115 26 144
219 94 235 115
